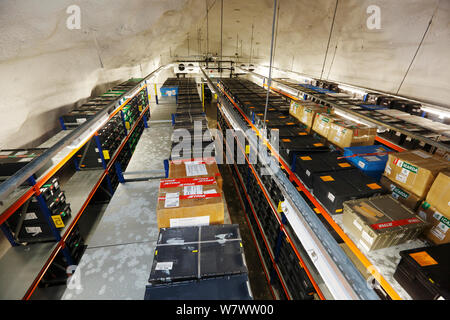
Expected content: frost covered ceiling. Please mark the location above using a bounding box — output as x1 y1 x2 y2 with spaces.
0 0 449 148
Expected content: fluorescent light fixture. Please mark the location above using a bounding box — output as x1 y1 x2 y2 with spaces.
278 84 298 97
338 85 367 96
421 106 450 119
334 110 371 125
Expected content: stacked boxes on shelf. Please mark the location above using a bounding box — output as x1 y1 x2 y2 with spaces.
145 225 252 300
0 148 52 184
166 77 216 161
5 177 72 243
417 170 450 245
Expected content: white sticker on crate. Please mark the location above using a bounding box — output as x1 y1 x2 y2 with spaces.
164 192 179 208
169 216 210 228
155 262 173 271
430 227 445 241
385 164 391 175
305 170 311 177
24 212 38 220
185 162 208 176
353 219 363 231
327 192 335 202
358 161 366 169
25 226 42 235
364 156 381 162
76 118 87 124
361 230 375 245
183 185 203 195
359 239 370 252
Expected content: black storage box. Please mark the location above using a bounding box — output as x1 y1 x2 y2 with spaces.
149 225 247 285
144 274 252 300
278 136 329 165
295 151 355 189
394 243 450 300
312 168 386 214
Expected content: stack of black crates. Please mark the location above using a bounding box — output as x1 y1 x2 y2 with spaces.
163 78 215 161
144 225 253 300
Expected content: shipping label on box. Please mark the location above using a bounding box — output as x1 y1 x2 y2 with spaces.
169 158 223 189
418 202 450 245
156 177 224 229
384 151 449 198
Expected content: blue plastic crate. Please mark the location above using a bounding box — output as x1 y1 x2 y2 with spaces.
360 104 388 111
343 145 393 180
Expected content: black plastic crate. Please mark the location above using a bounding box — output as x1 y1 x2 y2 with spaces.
144 274 252 300
149 225 247 285
294 151 355 189
278 136 330 166
312 168 387 214
394 243 450 300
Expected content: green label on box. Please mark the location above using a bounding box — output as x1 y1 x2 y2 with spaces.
438 215 450 229
393 187 410 199
401 161 418 173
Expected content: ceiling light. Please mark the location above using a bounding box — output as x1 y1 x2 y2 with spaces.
338 85 367 96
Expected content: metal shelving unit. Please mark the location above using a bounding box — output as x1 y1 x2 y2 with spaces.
0 68 164 300
201 67 438 300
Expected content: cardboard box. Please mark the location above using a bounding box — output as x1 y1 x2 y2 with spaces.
289 101 331 133
328 120 377 149
425 170 450 217
417 202 450 245
379 176 423 211
311 113 343 138
156 177 224 229
343 195 427 251
168 158 223 190
289 101 322 122
383 150 449 199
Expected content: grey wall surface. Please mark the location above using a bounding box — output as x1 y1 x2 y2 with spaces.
0 0 449 149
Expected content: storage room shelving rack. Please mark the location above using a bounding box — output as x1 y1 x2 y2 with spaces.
0 66 164 300
201 66 449 300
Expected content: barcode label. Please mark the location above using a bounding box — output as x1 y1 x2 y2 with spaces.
183 185 203 195
155 262 173 271
185 162 208 176
164 192 179 208
327 192 335 202
25 226 42 235
24 212 38 220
